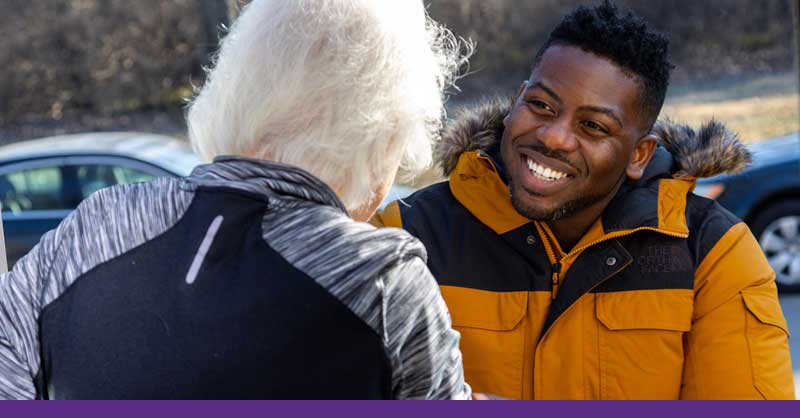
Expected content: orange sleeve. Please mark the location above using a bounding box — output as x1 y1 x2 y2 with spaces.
681 222 795 399
368 200 403 228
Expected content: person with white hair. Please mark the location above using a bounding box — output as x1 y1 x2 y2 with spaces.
0 0 471 399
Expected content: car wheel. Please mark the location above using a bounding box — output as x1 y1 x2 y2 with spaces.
750 199 800 293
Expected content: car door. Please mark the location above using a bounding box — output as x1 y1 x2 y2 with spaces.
0 157 74 266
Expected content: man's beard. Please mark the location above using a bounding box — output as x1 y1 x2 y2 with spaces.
509 183 606 222
508 172 626 222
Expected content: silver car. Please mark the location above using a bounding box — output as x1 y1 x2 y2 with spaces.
0 132 202 266
0 132 415 267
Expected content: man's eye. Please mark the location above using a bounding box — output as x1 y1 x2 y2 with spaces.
527 99 554 113
582 120 608 134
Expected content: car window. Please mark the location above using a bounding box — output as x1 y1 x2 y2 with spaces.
0 166 67 212
0 164 159 213
73 164 157 199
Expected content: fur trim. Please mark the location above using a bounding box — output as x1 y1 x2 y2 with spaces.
652 118 751 178
437 96 751 178
436 96 512 176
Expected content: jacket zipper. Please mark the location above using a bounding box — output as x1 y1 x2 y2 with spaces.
550 262 561 300
533 222 563 300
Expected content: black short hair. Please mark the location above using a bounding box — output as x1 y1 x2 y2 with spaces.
533 0 672 129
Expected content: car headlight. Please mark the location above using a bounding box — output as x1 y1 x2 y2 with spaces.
693 183 725 200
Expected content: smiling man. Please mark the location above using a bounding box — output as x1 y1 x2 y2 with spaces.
374 1 794 399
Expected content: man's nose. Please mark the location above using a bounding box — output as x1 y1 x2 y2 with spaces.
536 119 578 152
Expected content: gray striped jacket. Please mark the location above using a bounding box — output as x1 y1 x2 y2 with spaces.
0 157 469 399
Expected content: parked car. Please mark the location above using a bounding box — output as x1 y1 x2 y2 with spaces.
694 132 800 292
0 132 203 267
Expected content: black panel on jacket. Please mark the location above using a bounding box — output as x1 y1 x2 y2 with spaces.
38 188 391 399
602 181 661 233
595 232 695 293
601 147 675 233
685 193 742 268
399 182 551 292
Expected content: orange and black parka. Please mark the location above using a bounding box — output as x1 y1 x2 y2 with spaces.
373 98 794 400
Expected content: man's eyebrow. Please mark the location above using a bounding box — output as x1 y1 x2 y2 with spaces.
529 81 624 128
578 105 624 128
529 81 563 105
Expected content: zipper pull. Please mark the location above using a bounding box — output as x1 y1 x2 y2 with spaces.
551 262 561 300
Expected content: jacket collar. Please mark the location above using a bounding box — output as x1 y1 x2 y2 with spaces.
441 97 750 236
188 156 348 214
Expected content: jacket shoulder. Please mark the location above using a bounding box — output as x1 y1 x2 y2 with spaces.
271 202 428 274
685 192 744 267
373 181 459 229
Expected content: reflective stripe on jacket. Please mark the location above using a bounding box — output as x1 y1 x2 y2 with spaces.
373 98 794 399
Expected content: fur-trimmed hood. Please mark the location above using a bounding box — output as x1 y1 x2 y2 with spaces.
435 97 751 179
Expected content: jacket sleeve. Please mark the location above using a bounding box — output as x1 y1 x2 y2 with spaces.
681 222 795 399
383 255 470 400
0 224 65 399
369 200 403 229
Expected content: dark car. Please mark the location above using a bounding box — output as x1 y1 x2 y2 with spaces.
0 132 203 267
694 132 800 292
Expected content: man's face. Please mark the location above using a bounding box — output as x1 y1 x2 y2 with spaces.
501 45 655 222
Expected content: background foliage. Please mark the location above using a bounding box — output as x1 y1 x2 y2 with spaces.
1 0 797 141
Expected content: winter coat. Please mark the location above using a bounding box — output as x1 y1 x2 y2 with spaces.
373 98 794 399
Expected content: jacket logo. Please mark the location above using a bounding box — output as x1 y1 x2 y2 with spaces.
637 245 692 274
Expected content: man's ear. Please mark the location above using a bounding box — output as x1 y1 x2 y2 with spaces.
626 133 659 180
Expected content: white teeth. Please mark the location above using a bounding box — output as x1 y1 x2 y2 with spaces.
526 158 567 181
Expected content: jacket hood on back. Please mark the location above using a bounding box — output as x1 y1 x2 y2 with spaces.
435 97 752 179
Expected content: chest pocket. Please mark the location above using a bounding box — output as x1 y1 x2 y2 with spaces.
441 286 528 400
595 289 693 399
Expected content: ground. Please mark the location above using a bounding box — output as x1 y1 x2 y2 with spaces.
661 71 799 142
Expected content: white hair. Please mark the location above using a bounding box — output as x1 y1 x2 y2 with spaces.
187 0 468 213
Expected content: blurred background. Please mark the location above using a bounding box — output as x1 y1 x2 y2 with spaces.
0 0 799 396
1 0 797 142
